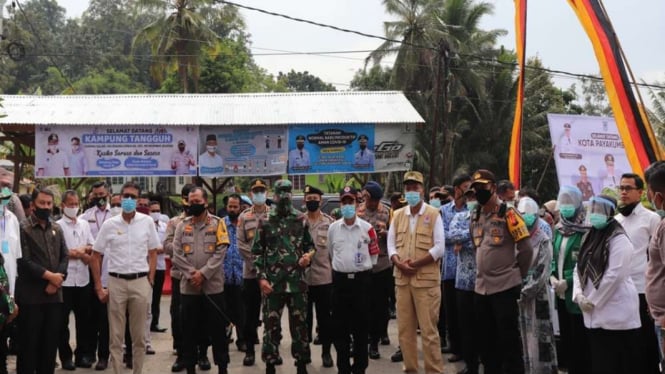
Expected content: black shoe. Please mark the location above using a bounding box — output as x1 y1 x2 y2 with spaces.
186 367 196 374
171 360 186 372
236 341 247 352
390 348 403 362
94 359 108 371
126 360 133 369
457 368 478 374
441 345 453 354
218 367 228 374
322 352 333 368
61 360 76 371
266 363 276 374
75 357 94 368
312 335 321 345
296 363 308 374
448 354 463 363
242 353 255 366
274 355 283 366
146 346 156 355
198 356 211 371
151 325 168 333
368 343 380 360
380 335 390 345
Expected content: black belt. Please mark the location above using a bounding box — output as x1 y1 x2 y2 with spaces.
109 272 148 280
333 270 371 279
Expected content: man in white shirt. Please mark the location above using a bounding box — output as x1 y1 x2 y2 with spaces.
57 190 95 370
0 187 21 374
36 133 70 177
288 135 311 171
615 173 661 374
171 140 196 175
91 181 160 374
199 134 224 175
68 137 88 176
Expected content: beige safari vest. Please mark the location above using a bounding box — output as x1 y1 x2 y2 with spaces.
392 205 441 288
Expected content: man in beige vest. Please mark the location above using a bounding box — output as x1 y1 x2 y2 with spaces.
388 171 445 374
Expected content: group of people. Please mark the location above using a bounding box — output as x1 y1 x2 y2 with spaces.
2 163 665 374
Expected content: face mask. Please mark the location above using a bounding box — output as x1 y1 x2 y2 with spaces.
63 206 79 218
360 144 367 150
589 213 609 229
252 192 266 205
179 146 185 152
297 143 304 150
48 145 57 153
92 197 107 209
405 191 421 207
206 146 216 153
429 198 441 208
476 189 492 205
467 201 478 211
188 203 206 216
651 194 665 218
559 204 576 219
618 202 638 217
506 201 515 208
34 207 51 221
341 204 356 219
227 212 239 221
523 213 537 228
150 212 161 221
121 198 136 214
306 200 320 212
72 145 80 152
110 206 122 216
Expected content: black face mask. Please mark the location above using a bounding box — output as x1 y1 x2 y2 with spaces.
618 202 638 217
476 189 493 205
91 197 107 209
306 200 320 212
34 207 51 221
297 144 304 150
188 203 206 217
227 212 239 221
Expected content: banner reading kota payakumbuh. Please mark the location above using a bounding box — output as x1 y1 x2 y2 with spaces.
198 126 288 177
548 113 631 201
35 125 199 177
287 124 415 174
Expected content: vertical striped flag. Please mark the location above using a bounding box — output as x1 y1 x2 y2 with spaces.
509 0 527 188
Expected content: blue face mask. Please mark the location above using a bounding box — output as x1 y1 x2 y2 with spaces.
405 191 421 207
559 204 576 219
589 213 608 229
341 204 356 219
429 198 441 208
523 213 537 228
466 201 477 211
121 198 136 214
252 192 266 205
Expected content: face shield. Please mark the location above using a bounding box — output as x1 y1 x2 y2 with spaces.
557 185 583 220
517 197 539 228
586 196 616 229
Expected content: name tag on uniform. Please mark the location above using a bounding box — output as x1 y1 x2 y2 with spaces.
1 240 8 254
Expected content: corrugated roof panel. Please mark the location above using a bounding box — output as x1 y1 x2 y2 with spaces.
0 92 425 126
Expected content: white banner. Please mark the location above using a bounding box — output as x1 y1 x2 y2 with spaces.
35 125 199 177
374 123 416 172
548 113 631 200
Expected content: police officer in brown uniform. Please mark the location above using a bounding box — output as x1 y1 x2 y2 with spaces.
469 169 533 374
302 185 335 368
237 178 276 366
172 187 230 374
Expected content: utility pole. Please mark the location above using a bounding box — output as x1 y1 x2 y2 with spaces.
440 41 451 184
428 40 445 189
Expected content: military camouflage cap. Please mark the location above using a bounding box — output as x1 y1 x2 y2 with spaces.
274 179 293 193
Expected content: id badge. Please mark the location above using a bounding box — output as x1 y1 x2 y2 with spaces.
1 240 8 255
355 252 364 265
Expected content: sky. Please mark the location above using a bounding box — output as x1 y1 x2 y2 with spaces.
55 0 665 92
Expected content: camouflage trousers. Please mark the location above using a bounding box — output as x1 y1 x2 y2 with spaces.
261 291 310 365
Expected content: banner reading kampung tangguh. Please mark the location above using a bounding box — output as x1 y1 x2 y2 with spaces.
198 126 288 177
287 123 415 174
35 125 199 177
548 113 631 201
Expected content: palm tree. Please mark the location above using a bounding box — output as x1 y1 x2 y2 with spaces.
133 0 220 93
646 83 665 144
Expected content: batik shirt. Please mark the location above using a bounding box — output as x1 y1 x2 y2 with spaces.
223 216 243 286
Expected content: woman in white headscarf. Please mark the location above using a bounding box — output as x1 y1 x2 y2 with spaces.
517 197 557 374
572 195 640 374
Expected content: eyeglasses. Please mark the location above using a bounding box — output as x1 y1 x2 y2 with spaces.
110 203 121 208
122 194 138 199
618 186 639 192
150 210 160 214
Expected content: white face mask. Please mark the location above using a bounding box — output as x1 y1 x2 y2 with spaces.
63 206 79 219
110 206 122 216
150 212 161 222
206 146 216 153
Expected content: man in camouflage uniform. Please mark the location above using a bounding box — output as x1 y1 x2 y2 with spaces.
252 179 315 374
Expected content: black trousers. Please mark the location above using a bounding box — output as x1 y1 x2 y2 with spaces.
150 270 165 329
475 286 524 374
223 284 246 344
368 268 391 344
170 277 183 353
457 289 479 373
441 279 460 354
59 286 92 363
17 303 63 374
90 289 109 361
181 293 229 369
306 283 333 348
332 271 371 374
242 278 261 354
588 328 640 374
637 294 661 374
556 299 591 374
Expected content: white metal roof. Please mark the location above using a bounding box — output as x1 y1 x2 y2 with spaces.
0 91 424 126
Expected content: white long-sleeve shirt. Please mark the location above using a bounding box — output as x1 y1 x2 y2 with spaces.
572 233 640 330
387 203 445 261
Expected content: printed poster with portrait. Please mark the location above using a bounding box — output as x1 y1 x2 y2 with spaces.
198 126 288 177
548 113 632 201
35 125 199 177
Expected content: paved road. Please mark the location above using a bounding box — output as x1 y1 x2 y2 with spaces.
7 295 467 373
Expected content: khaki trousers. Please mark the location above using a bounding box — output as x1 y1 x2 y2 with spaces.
108 276 152 374
396 284 444 374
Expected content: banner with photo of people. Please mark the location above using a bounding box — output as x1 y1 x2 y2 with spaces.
35 125 199 177
198 126 288 177
548 113 632 201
